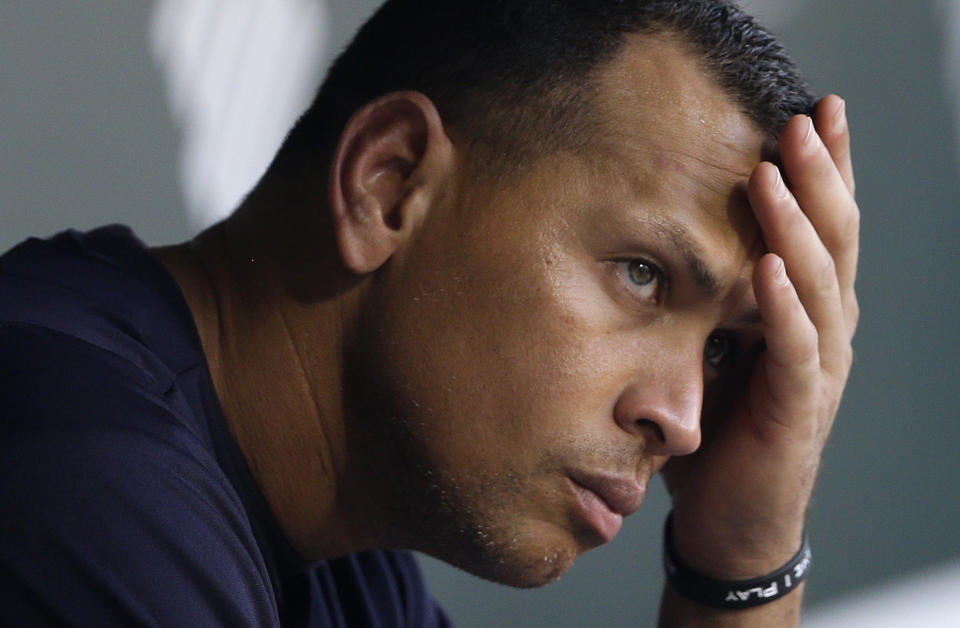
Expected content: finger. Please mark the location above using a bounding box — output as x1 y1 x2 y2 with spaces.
814 95 855 196
752 253 820 427
748 162 851 377
813 96 861 336
778 114 860 334
779 114 860 288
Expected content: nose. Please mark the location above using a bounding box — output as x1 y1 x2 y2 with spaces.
612 349 703 457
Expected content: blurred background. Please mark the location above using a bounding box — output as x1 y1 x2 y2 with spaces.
2 1 957 625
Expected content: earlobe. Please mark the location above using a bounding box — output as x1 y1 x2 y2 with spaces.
329 91 453 274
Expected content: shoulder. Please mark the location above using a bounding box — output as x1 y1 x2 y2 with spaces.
0 325 279 627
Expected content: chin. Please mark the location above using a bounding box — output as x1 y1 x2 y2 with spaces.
500 553 579 589
421 522 586 589
441 546 579 589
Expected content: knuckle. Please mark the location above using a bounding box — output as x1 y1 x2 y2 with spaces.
768 319 819 370
822 338 854 383
843 202 861 241
846 297 861 332
814 254 839 292
797 323 821 366
823 203 859 256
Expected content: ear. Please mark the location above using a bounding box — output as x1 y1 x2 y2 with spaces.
329 91 454 274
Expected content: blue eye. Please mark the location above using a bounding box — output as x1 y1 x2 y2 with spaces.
704 333 737 368
617 260 662 303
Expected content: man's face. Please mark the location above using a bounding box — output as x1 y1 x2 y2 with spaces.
350 35 768 587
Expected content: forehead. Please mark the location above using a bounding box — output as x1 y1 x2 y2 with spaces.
580 33 768 272
595 33 764 147
589 32 766 194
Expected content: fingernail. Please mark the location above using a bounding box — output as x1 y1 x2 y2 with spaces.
774 256 789 285
773 167 788 199
802 115 817 152
833 98 847 132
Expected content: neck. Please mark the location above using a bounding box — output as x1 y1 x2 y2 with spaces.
153 184 371 561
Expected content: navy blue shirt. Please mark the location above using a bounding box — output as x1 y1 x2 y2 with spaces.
0 226 450 627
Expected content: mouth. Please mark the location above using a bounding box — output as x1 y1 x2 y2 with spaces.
568 473 646 544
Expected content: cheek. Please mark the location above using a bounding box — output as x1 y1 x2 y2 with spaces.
368 247 612 467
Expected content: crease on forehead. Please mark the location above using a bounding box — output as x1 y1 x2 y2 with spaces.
583 129 762 248
592 119 764 214
652 141 759 198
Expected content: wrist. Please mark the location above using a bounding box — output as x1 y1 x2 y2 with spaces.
663 511 811 610
669 508 806 579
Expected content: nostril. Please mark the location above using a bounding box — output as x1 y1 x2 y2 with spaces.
635 418 664 445
613 383 702 456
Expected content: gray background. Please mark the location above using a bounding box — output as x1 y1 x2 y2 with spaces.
2 1 957 626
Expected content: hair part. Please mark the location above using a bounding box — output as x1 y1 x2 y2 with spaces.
271 0 815 182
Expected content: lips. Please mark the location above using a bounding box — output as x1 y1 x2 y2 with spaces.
575 474 646 516
569 473 647 543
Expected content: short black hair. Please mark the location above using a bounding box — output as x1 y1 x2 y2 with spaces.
272 0 814 178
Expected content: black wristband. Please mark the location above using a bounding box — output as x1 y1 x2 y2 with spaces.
662 511 811 610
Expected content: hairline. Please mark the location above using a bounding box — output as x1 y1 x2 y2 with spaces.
451 26 770 186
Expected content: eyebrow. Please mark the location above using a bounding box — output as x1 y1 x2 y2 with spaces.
635 215 766 329
640 218 722 299
633 216 766 332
